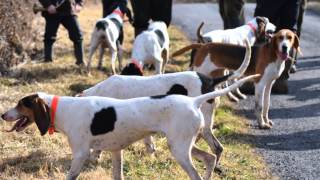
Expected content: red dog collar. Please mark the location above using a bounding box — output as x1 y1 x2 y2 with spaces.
247 23 257 35
49 96 59 135
112 9 124 19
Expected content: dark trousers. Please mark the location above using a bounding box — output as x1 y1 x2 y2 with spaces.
44 14 83 63
218 0 245 29
255 0 300 32
131 0 172 36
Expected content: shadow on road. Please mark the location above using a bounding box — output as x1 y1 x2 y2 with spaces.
232 129 320 151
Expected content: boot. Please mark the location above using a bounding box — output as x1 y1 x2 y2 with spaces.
74 41 84 65
44 41 54 62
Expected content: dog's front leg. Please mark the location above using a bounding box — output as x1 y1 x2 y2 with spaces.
110 49 118 74
111 150 124 180
254 82 271 129
87 35 99 72
143 136 156 154
262 80 275 127
67 149 90 180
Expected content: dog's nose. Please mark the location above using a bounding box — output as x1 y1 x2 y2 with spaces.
282 45 288 52
1 114 5 120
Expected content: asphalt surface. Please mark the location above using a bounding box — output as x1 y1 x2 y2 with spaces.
173 3 320 179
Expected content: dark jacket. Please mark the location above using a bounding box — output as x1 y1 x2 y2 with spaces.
39 0 83 16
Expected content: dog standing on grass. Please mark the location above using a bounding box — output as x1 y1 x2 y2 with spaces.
1 75 258 180
131 21 170 74
87 7 128 74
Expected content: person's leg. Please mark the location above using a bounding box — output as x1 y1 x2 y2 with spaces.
102 0 116 17
61 15 84 65
44 15 60 62
254 0 284 25
131 0 150 36
278 0 300 31
220 0 245 29
150 0 172 27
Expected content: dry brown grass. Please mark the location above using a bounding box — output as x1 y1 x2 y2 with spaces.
0 3 274 180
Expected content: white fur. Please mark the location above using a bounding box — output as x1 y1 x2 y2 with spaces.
131 21 170 74
87 8 124 74
2 76 255 180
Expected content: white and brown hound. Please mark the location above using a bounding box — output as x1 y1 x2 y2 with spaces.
173 29 301 129
87 7 128 74
131 21 170 74
193 17 276 101
80 39 251 168
1 75 257 180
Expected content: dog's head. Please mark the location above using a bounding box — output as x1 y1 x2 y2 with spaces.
271 29 301 60
108 4 133 24
1 93 50 136
120 61 144 76
250 16 276 44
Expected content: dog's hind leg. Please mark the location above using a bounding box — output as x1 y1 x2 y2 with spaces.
200 103 223 166
111 150 124 180
143 136 156 154
161 49 169 74
87 34 100 72
110 49 118 74
97 46 105 70
191 146 216 180
117 41 123 71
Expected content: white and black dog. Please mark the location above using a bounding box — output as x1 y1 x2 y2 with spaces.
87 6 131 74
79 39 251 169
131 21 170 74
1 75 257 180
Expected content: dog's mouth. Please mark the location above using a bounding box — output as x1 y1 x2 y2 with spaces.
278 52 289 60
5 116 31 132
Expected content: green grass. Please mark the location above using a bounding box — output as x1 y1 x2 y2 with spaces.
0 3 275 180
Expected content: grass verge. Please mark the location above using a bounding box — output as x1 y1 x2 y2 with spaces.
0 3 274 180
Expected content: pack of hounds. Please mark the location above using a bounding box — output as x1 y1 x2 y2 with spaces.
1 5 302 180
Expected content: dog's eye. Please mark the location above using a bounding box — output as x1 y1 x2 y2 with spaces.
287 36 292 40
278 35 284 40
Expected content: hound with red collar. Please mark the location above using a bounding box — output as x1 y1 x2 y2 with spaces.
173 29 301 129
1 75 257 180
193 17 276 101
131 21 170 74
86 7 126 74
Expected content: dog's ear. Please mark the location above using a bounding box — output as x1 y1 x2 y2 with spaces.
294 34 302 55
256 17 266 38
33 97 51 136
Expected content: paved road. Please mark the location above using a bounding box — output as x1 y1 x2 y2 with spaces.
173 3 320 179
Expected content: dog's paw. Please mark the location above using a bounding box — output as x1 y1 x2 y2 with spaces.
268 120 274 126
259 124 272 129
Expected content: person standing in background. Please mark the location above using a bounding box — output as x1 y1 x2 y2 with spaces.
218 0 245 29
39 0 84 65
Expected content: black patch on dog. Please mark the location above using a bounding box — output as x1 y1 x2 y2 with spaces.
154 29 165 48
91 107 117 136
166 84 188 95
150 95 168 99
110 18 122 33
120 62 143 76
197 72 233 104
96 21 109 31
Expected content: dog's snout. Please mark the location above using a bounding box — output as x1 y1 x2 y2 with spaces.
282 45 288 52
1 113 5 120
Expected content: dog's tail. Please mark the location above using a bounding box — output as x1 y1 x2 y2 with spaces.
227 38 251 80
193 74 260 107
197 22 205 43
171 43 203 58
96 21 108 31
